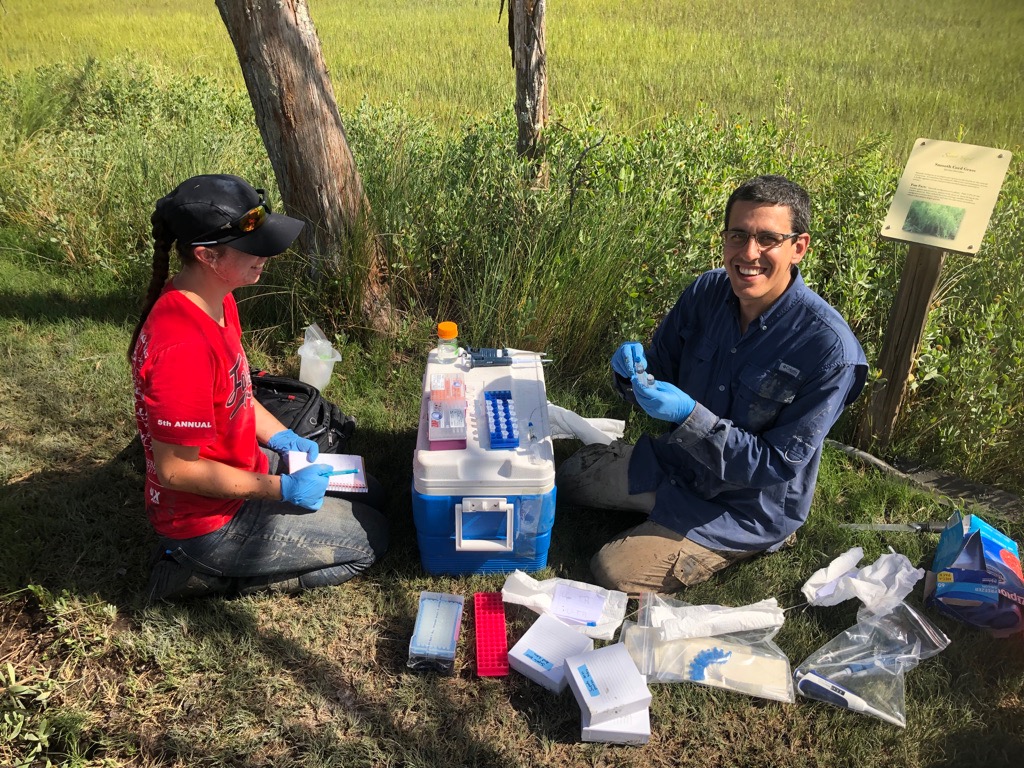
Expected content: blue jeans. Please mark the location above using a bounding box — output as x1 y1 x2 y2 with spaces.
153 449 389 596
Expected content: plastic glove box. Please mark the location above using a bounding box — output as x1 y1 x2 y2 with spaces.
412 350 556 575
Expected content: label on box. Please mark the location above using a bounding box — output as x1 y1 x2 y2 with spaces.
524 649 553 670
578 664 600 696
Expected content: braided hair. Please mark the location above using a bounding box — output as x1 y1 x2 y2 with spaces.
127 194 198 360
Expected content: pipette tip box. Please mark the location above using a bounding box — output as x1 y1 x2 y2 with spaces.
566 643 652 725
508 613 594 693
408 591 464 674
473 592 509 677
581 707 651 745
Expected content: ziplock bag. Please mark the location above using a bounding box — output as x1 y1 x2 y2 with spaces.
793 601 949 727
795 549 950 726
619 593 794 702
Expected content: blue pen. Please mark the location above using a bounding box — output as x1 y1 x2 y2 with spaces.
321 468 359 477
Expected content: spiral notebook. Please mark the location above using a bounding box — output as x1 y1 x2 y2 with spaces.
286 451 368 492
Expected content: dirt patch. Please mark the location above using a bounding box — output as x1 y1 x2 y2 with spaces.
0 597 59 672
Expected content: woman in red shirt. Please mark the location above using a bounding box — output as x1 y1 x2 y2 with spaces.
129 174 388 601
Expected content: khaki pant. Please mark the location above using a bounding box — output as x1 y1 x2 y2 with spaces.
557 441 755 594
590 519 756 594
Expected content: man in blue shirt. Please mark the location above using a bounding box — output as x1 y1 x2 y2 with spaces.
557 174 867 593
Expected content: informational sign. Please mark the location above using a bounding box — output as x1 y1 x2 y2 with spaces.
881 138 1012 255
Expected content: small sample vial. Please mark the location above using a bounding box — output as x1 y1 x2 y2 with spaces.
634 361 655 388
527 421 543 465
436 321 459 363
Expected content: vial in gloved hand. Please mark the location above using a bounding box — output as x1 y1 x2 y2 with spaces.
634 361 655 388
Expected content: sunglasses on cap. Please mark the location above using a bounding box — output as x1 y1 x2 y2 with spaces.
191 190 271 246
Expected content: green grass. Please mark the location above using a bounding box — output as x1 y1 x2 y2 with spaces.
2 2 1024 765
1 249 1023 768
0 0 1021 153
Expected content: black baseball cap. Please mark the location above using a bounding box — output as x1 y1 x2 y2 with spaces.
159 174 304 257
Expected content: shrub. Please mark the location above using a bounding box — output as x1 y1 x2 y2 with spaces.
1 61 1021 492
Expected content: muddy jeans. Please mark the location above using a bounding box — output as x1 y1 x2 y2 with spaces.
556 441 754 594
149 449 389 600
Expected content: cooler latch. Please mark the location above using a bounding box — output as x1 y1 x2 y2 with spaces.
455 497 514 552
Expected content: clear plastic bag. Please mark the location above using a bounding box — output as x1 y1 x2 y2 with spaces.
501 570 628 640
619 593 795 703
793 601 949 727
512 496 545 557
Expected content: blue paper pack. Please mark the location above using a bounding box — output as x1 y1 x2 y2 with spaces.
925 511 1024 636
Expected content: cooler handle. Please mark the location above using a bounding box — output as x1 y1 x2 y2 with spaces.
455 497 514 552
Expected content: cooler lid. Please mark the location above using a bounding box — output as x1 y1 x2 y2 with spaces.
413 353 556 496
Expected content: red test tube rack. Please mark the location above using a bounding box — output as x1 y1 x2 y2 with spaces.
473 592 510 677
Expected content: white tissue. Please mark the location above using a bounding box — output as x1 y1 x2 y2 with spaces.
546 403 625 445
847 550 924 610
648 598 785 641
801 547 865 606
801 547 924 612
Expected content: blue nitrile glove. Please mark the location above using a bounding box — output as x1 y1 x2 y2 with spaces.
280 463 332 510
632 376 696 424
611 342 648 379
267 428 319 462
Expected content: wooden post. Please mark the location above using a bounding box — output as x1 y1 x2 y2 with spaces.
855 243 946 451
509 0 548 161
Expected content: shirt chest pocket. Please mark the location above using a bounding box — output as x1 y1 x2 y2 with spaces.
733 364 800 432
678 333 717 389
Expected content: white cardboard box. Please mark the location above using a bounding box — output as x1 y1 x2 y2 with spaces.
508 613 594 693
566 643 652 725
581 707 651 745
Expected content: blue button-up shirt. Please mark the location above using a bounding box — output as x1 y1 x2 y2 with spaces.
627 267 867 552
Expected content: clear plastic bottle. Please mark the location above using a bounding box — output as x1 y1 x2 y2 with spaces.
435 321 459 362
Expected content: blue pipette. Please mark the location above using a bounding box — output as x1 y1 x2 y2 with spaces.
795 671 904 726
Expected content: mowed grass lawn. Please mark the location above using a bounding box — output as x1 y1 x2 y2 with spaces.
1 1 1023 767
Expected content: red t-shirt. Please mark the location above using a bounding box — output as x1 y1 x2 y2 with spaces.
131 287 269 538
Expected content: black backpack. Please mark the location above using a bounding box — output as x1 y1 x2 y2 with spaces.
249 368 356 453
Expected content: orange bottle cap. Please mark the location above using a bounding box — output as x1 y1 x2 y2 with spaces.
437 321 458 340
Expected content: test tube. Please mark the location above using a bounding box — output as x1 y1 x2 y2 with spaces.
634 361 655 388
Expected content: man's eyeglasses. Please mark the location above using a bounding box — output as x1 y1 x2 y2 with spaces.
192 190 271 245
720 230 800 250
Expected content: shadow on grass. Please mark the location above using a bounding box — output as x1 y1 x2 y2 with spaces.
0 286 138 326
4 425 1023 766
0 453 150 607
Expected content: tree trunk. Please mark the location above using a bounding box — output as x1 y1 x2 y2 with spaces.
215 0 390 331
509 0 548 161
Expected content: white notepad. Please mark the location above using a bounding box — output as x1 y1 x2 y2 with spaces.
508 613 594 693
566 643 652 725
581 707 651 745
287 451 368 492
